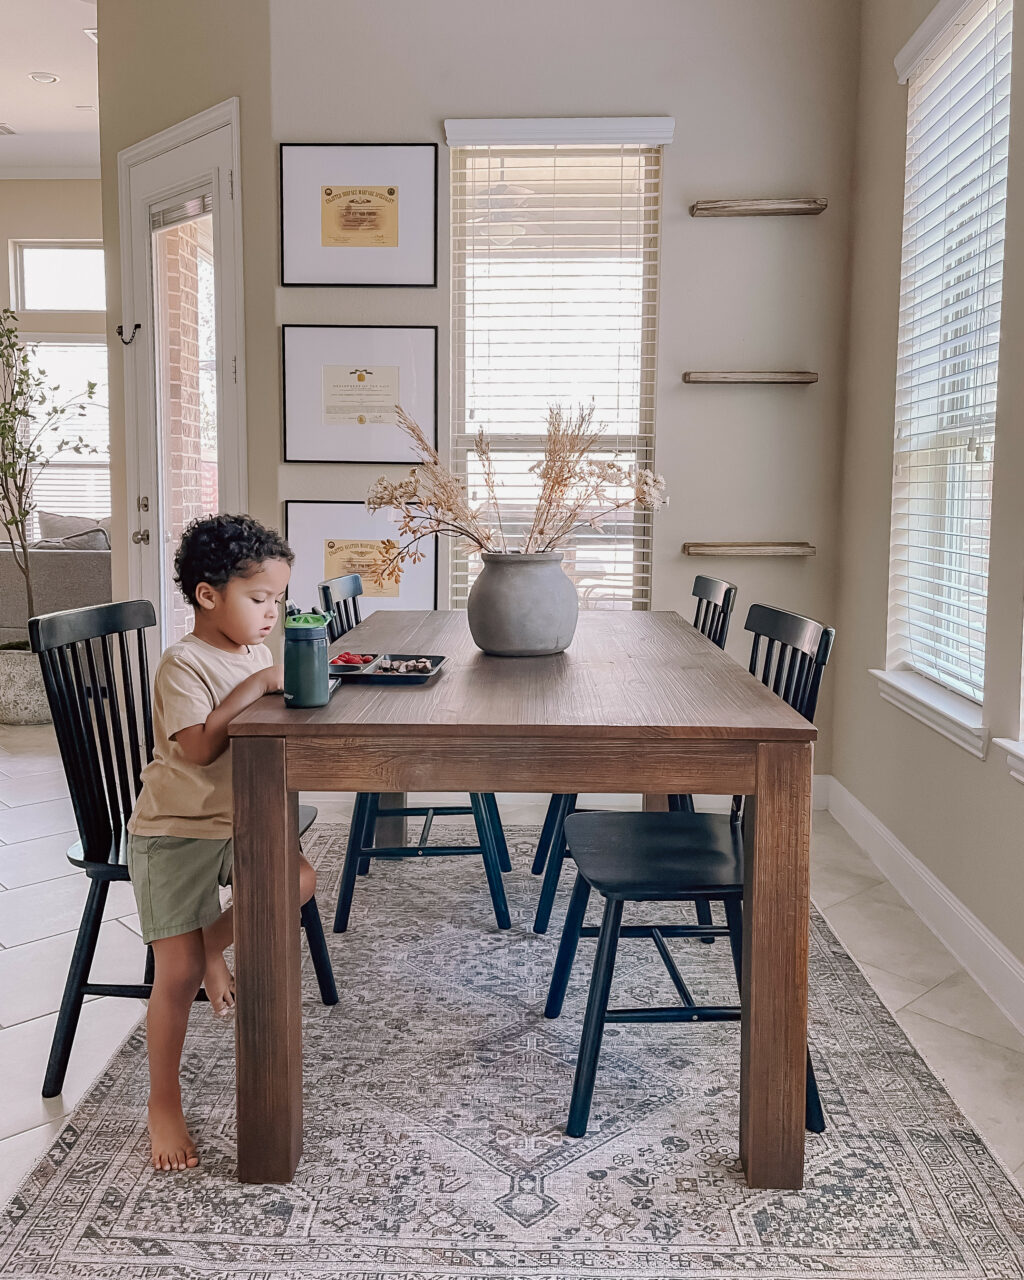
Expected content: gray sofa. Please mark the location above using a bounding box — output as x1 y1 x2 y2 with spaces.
0 546 111 643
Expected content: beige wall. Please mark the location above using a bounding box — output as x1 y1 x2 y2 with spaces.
96 0 861 772
95 0 275 591
269 0 860 772
0 179 104 334
833 0 1024 964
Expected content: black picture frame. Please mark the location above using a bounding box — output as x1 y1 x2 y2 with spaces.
282 323 438 465
280 142 438 287
284 499 438 618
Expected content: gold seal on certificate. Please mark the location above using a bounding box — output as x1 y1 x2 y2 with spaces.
321 185 399 247
322 365 399 427
323 539 400 597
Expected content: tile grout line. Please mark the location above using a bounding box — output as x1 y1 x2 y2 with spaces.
897 1006 1024 1058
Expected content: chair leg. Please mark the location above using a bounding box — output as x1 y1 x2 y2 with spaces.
334 792 370 933
533 795 574 934
805 1049 826 1133
566 897 624 1138
301 896 339 1005
667 793 696 813
43 876 109 1098
482 793 511 872
357 792 378 876
544 872 591 1018
144 943 155 986
470 793 511 930
723 895 743 990
531 794 564 875
695 897 716 941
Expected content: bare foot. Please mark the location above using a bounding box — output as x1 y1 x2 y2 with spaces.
148 1100 199 1171
203 950 235 1016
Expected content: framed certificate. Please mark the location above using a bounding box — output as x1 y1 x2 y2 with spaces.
283 325 436 464
280 143 437 286
285 500 437 620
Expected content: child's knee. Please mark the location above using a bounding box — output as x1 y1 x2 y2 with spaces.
299 858 316 902
152 936 206 996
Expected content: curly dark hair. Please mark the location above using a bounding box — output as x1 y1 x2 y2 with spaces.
173 514 294 606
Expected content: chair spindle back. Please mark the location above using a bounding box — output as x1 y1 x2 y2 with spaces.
29 601 157 866
318 574 364 644
731 603 836 821
692 575 737 650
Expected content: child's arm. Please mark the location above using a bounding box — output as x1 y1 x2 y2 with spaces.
173 664 284 766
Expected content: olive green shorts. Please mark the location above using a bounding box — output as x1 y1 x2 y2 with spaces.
126 833 233 945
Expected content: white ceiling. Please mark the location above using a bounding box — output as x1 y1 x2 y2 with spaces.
0 0 100 178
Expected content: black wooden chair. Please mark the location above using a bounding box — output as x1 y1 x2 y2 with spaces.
29 600 338 1100
545 603 834 1138
318 575 512 933
530 574 738 934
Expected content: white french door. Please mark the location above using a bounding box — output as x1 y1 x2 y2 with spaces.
118 101 246 647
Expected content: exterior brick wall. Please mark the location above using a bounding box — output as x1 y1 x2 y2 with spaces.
155 220 211 641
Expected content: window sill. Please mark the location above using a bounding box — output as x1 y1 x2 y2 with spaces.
993 738 1024 784
870 668 989 759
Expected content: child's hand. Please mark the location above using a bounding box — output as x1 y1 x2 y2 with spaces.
262 664 285 693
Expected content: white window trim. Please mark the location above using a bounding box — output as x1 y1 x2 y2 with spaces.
10 239 105 313
444 117 674 147
871 667 989 758
894 0 983 82
993 738 1024 783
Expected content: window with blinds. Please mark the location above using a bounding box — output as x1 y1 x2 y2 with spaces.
25 340 110 536
450 144 661 609
887 0 1013 703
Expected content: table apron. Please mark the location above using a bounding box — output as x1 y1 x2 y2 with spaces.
283 735 757 794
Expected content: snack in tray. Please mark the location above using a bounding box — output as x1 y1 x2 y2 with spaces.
330 651 375 666
378 657 433 674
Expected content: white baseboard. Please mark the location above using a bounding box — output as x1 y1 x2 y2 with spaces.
827 776 1024 1038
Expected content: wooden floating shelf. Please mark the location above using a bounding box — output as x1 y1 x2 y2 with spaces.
682 542 817 558
690 198 828 217
682 371 819 384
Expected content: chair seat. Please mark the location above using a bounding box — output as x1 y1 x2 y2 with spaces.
563 811 744 900
71 804 319 877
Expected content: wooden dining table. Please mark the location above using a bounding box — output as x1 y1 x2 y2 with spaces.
228 609 816 1189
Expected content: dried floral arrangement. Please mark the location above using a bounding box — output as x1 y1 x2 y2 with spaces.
365 403 667 589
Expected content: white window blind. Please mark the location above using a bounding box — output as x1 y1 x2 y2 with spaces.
450 143 661 609
887 0 1013 703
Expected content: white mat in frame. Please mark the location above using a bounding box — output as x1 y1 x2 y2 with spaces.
285 499 437 620
283 324 436 465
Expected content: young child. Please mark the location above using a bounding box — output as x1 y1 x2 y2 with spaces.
127 513 317 1172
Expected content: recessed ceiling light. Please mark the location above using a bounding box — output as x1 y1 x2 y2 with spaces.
28 72 60 84
0 123 16 136
74 104 96 111
83 28 98 43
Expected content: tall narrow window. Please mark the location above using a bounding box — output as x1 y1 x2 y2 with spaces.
887 0 1013 702
450 142 661 608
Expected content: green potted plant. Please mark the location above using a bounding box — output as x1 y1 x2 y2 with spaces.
0 306 96 723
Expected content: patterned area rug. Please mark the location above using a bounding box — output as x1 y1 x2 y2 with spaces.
2 822 1024 1279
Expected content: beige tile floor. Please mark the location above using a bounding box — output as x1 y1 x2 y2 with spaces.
1 722 1022 1208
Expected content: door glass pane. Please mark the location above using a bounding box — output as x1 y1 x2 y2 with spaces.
152 212 218 642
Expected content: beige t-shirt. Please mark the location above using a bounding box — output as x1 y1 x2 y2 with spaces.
128 633 273 840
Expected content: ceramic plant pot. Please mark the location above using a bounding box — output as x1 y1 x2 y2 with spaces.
467 551 579 657
0 648 51 724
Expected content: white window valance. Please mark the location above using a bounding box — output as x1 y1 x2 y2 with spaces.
444 117 674 147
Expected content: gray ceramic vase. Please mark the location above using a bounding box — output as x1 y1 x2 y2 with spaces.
467 551 579 656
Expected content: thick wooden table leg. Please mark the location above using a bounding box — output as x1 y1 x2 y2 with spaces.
233 736 302 1182
740 740 811 1189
